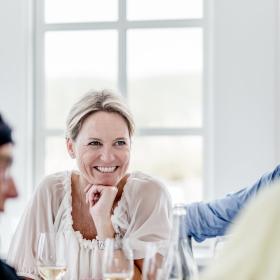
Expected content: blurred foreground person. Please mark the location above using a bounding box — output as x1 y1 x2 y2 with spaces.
0 114 20 279
199 180 280 280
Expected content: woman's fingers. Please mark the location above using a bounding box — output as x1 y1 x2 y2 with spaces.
86 186 98 207
85 185 118 207
85 185 105 206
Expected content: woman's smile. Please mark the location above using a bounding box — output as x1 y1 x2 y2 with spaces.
93 166 118 173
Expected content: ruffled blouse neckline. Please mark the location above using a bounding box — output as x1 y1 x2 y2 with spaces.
63 170 134 249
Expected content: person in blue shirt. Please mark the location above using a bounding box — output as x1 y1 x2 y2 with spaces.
186 165 280 242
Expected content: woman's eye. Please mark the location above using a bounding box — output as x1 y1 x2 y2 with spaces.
89 141 102 146
115 140 126 146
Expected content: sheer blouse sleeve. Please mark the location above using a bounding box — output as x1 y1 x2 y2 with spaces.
121 174 173 259
7 173 65 279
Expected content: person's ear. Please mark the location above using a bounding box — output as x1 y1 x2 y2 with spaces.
66 138 76 159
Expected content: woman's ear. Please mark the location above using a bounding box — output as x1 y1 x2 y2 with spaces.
66 138 76 159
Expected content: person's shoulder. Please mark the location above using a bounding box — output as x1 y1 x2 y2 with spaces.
127 171 166 190
125 171 171 200
36 170 71 194
0 259 20 280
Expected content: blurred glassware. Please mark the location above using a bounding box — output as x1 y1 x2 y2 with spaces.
165 204 199 280
143 205 199 280
37 231 67 280
102 238 134 280
213 236 229 258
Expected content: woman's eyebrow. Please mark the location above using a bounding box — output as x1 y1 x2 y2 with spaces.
114 137 129 141
87 137 102 141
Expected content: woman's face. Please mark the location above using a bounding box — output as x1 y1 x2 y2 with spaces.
67 111 131 186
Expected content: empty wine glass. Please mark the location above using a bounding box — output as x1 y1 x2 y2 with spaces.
144 205 199 280
102 238 134 280
37 231 67 280
142 242 167 280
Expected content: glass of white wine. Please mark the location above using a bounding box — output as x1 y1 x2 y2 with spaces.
37 231 67 280
102 238 134 280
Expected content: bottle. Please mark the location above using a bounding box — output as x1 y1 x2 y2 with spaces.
166 204 198 280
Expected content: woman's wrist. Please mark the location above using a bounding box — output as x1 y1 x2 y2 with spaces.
95 219 115 239
96 233 122 250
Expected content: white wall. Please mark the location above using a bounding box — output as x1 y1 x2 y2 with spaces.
0 0 33 254
210 0 279 197
0 0 279 252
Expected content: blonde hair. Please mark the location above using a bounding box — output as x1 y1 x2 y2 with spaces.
66 89 135 140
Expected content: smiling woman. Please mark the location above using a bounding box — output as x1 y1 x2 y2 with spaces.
6 90 172 280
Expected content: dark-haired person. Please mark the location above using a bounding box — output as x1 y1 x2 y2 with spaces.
0 114 20 279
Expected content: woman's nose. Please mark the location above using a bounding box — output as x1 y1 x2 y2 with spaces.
100 147 115 162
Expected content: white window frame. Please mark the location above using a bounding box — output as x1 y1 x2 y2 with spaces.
34 0 213 200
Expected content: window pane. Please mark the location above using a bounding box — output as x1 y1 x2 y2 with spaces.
45 0 118 23
45 136 77 175
127 28 202 128
45 31 118 130
127 0 202 20
129 136 203 203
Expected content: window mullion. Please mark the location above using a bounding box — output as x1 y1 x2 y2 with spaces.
203 0 213 199
34 0 46 187
137 127 203 136
118 0 127 97
42 19 203 32
125 18 203 29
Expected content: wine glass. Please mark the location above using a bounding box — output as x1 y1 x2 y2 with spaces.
142 242 166 280
102 238 134 280
37 232 67 280
143 240 198 280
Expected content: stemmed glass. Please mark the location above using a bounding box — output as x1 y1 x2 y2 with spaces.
143 240 198 280
102 238 134 280
37 232 67 280
142 242 166 280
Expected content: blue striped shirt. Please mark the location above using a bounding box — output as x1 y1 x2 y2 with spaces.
186 165 280 242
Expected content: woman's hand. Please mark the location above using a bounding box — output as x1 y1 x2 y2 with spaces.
85 184 117 217
85 184 118 238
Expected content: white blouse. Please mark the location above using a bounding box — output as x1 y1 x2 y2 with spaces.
7 171 172 280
